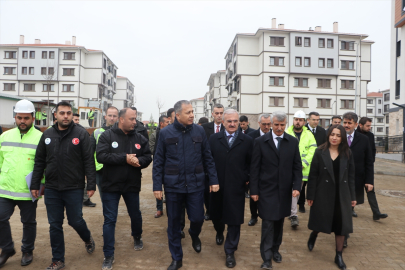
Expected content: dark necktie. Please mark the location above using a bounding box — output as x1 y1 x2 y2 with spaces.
227 135 233 142
216 125 220 133
276 137 282 151
312 128 315 135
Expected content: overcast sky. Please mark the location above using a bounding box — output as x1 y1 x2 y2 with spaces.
0 0 391 120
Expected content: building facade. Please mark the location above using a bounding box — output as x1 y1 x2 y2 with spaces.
207 70 228 110
191 97 204 123
366 92 385 136
203 91 212 120
113 76 135 109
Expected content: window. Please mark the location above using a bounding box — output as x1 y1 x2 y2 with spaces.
270 36 284 46
397 40 401 57
377 127 383 132
41 67 47 75
377 118 384 123
317 79 331 88
103 59 107 68
62 68 75 76
378 109 382 114
269 77 284 86
48 67 54 75
386 115 389 124
294 98 308 107
384 104 390 112
49 51 55 59
3 67 16 75
327 39 334 48
304 37 311 47
304 57 311 67
349 42 354 50
269 57 284 66
384 93 390 101
378 99 382 104
103 73 106 84
367 99 373 104
63 52 75 60
295 36 302 46
386 127 389 134
327 59 334 68
341 60 355 69
367 108 373 113
317 99 331 108
22 51 28 58
341 100 354 109
63 84 74 92
22 67 27 75
23 84 35 91
269 97 284 106
29 67 34 75
4 51 17 59
320 119 331 128
3 83 16 91
114 69 117 78
318 38 325 48
42 51 47 59
341 80 354 89
295 57 302 66
396 80 400 99
43 84 54 92
294 77 309 87
341 41 355 50
318 58 325 68
29 51 35 59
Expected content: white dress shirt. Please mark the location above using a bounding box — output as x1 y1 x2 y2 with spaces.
272 130 284 148
260 129 267 136
308 125 316 134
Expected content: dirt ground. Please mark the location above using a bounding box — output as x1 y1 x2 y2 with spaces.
5 160 405 270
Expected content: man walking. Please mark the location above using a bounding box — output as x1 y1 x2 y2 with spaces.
247 113 272 226
131 107 149 140
209 109 253 268
239 115 254 134
286 110 317 228
250 111 302 270
31 101 96 270
0 100 43 268
153 100 219 270
96 108 152 270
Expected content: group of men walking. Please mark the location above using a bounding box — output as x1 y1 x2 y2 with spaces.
0 98 388 270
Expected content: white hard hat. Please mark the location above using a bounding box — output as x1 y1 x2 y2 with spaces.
14 99 35 113
293 110 306 119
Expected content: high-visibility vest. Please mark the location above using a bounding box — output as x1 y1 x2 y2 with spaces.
42 112 47 119
93 127 105 171
35 111 42 120
88 111 94 120
0 125 44 200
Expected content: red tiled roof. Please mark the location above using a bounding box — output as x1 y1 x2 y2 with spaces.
367 92 383 97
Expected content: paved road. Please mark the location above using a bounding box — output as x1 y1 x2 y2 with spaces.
6 160 405 270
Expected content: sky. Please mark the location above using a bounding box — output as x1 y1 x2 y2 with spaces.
0 0 391 120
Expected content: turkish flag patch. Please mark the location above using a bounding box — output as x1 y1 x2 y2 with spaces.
135 144 141 149
72 138 80 145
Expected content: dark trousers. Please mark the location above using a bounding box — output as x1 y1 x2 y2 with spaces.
42 119 46 126
298 181 307 206
102 191 142 257
250 198 258 219
204 175 210 214
95 171 103 200
212 219 241 254
156 198 163 211
44 188 91 262
165 190 204 261
366 187 381 214
0 198 38 253
260 219 284 263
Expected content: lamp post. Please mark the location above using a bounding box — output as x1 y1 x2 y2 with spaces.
392 103 405 162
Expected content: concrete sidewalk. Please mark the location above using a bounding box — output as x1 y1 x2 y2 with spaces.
374 158 405 177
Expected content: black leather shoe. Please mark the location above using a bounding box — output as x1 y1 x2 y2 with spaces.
204 212 210 221
225 253 236 268
216 233 224 245
180 231 185 239
167 260 182 270
21 252 33 266
373 213 388 221
0 249 16 268
352 208 357 217
248 218 258 226
189 231 201 253
83 199 96 207
272 251 282 263
260 261 272 269
307 232 318 251
299 204 305 213
334 251 346 270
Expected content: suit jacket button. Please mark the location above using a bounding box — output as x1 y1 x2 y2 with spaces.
326 180 328 182
324 167 327 169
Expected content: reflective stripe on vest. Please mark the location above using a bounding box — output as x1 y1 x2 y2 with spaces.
0 189 32 198
1 142 38 149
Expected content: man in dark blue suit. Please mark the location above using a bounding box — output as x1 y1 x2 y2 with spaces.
153 100 219 270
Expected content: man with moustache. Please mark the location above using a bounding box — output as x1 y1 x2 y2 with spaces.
250 111 302 270
0 100 43 268
209 109 253 268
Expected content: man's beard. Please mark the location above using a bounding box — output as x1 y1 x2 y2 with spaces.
18 123 32 132
293 125 303 131
58 120 71 129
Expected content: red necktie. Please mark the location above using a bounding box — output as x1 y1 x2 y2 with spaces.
216 125 220 133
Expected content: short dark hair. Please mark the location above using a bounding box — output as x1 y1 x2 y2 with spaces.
73 113 80 117
359 116 372 125
167 108 175 117
55 101 72 112
159 115 167 124
107 106 119 113
239 115 248 122
119 108 132 118
331 115 342 121
342 112 358 123
308 111 320 118
198 117 209 125
131 107 137 112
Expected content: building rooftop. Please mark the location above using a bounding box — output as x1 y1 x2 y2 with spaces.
0 92 56 105
191 97 204 101
367 92 383 97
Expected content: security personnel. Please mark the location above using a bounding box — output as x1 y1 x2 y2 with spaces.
42 110 48 126
88 109 94 127
35 110 43 125
0 100 43 268
286 110 317 228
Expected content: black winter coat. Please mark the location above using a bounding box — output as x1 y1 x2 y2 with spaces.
307 148 356 235
250 131 302 221
238 126 255 135
135 120 149 141
357 128 376 162
31 122 96 191
96 123 152 193
305 124 327 146
202 121 224 139
209 131 253 225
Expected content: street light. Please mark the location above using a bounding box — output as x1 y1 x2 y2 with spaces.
392 103 405 161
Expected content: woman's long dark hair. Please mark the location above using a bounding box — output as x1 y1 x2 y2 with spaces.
318 124 351 158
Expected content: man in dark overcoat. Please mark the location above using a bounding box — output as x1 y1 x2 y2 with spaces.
250 111 302 270
209 109 253 268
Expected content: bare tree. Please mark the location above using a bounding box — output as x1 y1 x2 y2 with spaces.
156 97 165 116
42 60 57 126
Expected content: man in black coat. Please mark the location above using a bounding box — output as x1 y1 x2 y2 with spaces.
250 111 302 270
356 116 388 220
209 109 253 268
96 108 152 269
247 113 271 227
201 103 224 220
238 115 255 134
131 107 149 140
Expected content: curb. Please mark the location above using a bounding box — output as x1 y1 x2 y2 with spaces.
375 171 405 177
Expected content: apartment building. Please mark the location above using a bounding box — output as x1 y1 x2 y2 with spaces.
113 76 135 109
203 91 212 120
191 97 204 123
221 20 373 128
207 70 228 110
0 36 124 127
388 0 405 136
366 92 385 135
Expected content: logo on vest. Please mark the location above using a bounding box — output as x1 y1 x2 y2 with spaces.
135 144 141 149
72 138 80 145
45 138 51 145
112 141 118 148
